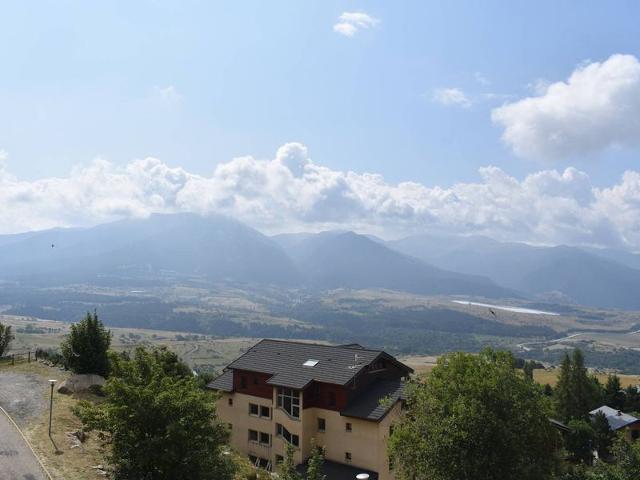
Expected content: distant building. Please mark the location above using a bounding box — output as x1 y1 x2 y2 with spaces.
207 339 413 480
590 406 640 441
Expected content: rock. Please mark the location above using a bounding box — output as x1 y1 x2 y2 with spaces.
57 374 106 395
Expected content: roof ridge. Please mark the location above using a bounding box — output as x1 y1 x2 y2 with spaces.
259 338 384 354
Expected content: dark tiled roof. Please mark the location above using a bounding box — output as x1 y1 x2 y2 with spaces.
341 379 405 421
590 406 640 431
207 369 233 392
225 339 407 389
549 418 570 433
296 459 378 480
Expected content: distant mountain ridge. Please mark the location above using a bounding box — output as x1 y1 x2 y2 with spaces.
0 214 300 286
387 233 640 309
3 214 640 309
272 231 512 297
0 214 511 298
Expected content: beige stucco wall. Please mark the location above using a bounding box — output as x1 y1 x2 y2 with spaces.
216 390 402 480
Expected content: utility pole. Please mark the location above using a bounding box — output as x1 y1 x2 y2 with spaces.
48 379 57 437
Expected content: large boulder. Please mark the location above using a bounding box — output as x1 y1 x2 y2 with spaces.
57 374 106 395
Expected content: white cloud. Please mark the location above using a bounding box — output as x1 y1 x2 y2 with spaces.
333 12 379 37
432 88 472 108
4 143 640 250
474 72 491 86
152 85 182 104
492 54 640 160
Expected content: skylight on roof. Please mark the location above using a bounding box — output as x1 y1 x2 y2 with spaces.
303 359 319 367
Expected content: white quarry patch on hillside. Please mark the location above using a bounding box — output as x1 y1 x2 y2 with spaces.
452 300 560 316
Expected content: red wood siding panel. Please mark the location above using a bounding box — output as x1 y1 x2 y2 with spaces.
232 369 273 399
303 382 348 411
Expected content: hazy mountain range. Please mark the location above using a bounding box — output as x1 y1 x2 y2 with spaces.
1 213 640 309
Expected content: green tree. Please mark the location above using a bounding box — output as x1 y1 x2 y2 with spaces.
592 411 615 459
388 349 560 480
605 375 625 411
523 360 535 381
306 438 326 480
74 347 234 480
555 350 603 422
279 443 302 480
566 419 595 464
61 311 111 376
591 436 640 479
0 322 14 356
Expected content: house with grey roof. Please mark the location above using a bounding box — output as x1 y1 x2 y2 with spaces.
590 405 640 442
207 339 413 480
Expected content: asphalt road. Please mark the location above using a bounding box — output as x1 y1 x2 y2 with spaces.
0 408 49 480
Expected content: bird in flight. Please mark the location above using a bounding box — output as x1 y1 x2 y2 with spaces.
51 244 55 248
489 308 497 318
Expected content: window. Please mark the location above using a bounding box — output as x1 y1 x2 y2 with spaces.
277 387 300 418
345 452 352 462
259 432 271 446
248 429 258 442
303 359 319 367
317 418 326 432
633 430 640 440
249 403 259 416
228 398 233 406
345 422 352 432
240 376 247 389
253 376 259 385
275 455 284 465
276 423 299 447
328 391 336 407
260 405 271 419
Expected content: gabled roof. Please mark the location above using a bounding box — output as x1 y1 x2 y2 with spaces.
207 369 233 392
341 379 405 421
217 339 412 389
590 405 640 431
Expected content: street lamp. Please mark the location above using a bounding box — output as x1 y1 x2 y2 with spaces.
48 379 56 437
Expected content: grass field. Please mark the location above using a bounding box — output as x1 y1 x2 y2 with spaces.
3 314 258 372
402 355 640 388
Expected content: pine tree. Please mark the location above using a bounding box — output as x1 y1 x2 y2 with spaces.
592 411 615 459
605 374 624 410
555 349 603 421
61 311 112 376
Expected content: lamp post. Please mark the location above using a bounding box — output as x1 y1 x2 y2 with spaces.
48 379 56 437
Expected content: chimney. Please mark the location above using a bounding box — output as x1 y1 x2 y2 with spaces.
617 410 622 416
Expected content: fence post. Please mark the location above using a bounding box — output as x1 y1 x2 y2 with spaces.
11 354 14 366
28 351 31 363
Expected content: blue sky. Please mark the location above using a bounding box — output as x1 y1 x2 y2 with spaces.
2 1 640 247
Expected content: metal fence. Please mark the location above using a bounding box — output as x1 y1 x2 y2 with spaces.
0 351 37 366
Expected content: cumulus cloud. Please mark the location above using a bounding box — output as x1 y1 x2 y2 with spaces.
333 12 379 37
492 54 640 160
4 143 640 249
432 88 472 108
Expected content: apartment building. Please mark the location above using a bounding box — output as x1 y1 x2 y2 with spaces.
207 339 413 480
